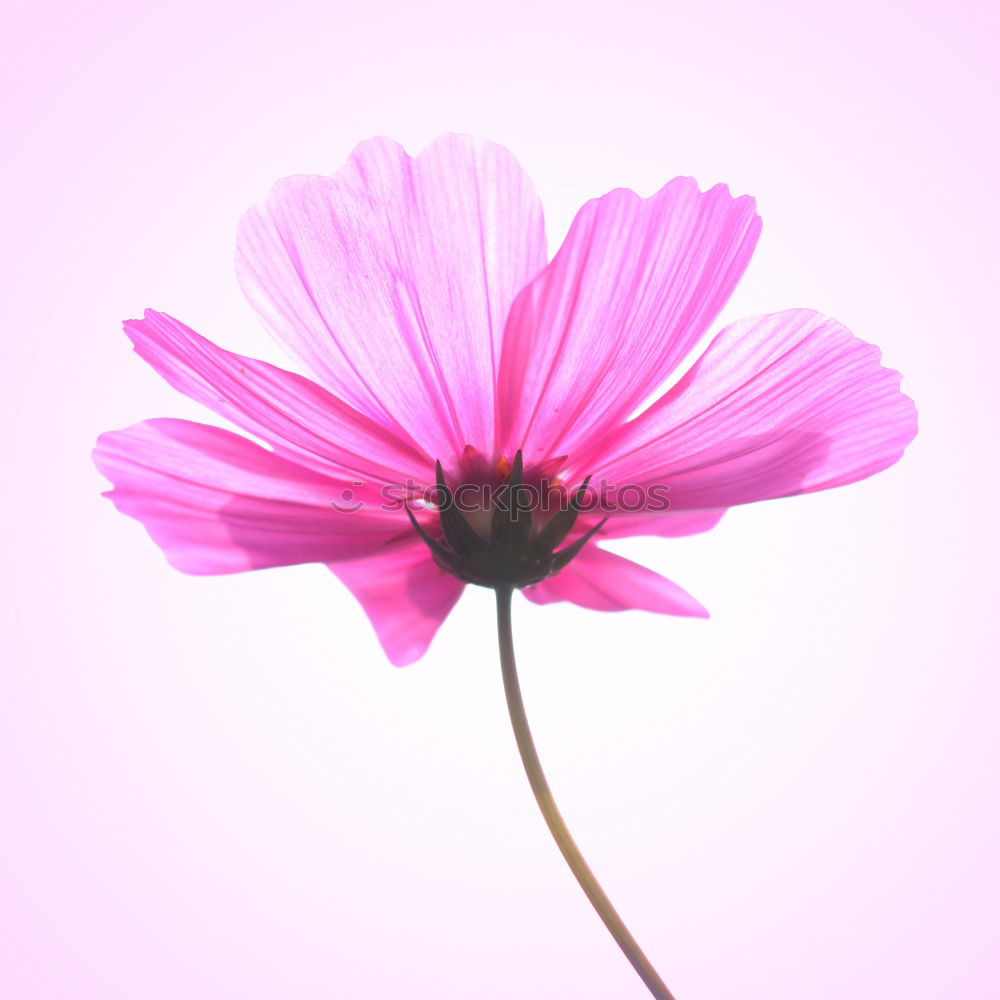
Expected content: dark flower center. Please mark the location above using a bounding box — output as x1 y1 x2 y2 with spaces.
405 447 605 589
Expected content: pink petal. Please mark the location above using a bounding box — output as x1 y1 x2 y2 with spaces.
237 134 547 460
94 419 399 574
329 542 464 666
496 178 760 460
577 508 726 540
523 546 708 617
125 310 431 485
586 310 918 509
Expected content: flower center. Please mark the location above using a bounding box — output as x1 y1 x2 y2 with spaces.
405 447 605 589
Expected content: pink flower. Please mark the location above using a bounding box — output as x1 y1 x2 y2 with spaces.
94 135 917 665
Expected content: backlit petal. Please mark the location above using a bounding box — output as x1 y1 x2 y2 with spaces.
94 419 397 573
497 178 759 460
523 546 708 617
125 310 430 485
237 135 547 459
586 310 918 509
575 508 726 540
329 542 464 666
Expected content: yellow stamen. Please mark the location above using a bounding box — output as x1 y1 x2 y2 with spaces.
497 455 511 479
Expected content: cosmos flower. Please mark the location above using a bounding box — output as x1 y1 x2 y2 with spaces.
94 135 916 999
94 134 916 666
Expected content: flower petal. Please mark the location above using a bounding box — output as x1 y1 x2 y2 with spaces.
329 542 464 666
94 419 398 574
125 310 431 485
577 508 726 540
586 310 918 509
496 178 760 460
523 546 708 617
237 134 547 459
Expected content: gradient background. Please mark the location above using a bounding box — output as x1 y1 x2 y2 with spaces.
3 1 997 997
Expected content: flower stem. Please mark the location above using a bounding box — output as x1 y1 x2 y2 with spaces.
494 585 677 1000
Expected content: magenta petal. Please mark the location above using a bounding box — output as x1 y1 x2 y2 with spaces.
94 419 397 574
587 310 918 509
329 543 464 666
580 508 727 540
237 135 547 459
496 178 760 459
125 310 430 484
523 546 708 617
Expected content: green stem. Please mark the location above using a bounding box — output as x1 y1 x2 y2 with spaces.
494 585 677 1000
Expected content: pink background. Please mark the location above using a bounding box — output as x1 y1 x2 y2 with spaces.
3 0 997 997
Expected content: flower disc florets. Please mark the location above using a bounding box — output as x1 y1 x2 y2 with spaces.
405 448 605 590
